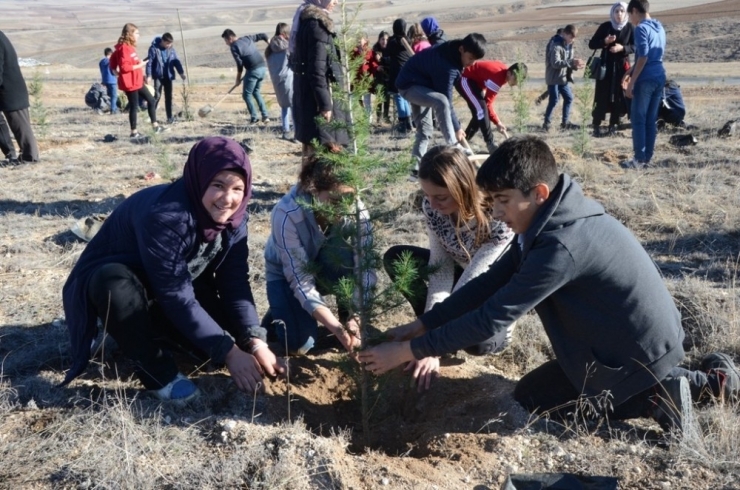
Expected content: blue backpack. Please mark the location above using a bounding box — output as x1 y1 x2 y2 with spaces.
658 80 685 126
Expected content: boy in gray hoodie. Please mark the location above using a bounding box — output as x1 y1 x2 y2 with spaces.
360 136 739 436
543 24 585 131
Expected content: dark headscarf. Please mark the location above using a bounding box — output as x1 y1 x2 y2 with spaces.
183 136 252 242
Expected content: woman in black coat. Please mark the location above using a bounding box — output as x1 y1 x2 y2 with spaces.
588 2 634 137
290 0 349 159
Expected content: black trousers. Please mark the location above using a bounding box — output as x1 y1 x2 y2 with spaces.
87 263 236 389
514 359 716 423
3 107 39 162
455 79 496 151
125 86 157 131
383 245 504 356
154 77 174 120
0 112 16 160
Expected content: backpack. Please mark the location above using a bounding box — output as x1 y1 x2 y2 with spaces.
658 80 685 126
85 83 110 111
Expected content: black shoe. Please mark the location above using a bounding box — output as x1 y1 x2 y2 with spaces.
592 126 603 138
542 123 551 133
561 122 580 130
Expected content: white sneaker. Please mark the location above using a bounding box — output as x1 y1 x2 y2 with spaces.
454 143 474 157
619 158 646 169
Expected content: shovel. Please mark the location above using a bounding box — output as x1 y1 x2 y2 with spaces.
198 80 242 118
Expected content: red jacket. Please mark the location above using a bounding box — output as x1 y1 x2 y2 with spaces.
110 43 143 92
460 60 509 125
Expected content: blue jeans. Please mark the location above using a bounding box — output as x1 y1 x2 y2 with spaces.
631 76 665 162
243 66 268 121
267 233 354 355
543 84 573 126
281 106 292 133
393 92 411 119
105 82 118 114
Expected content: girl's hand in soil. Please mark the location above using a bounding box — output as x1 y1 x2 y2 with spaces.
249 340 286 377
225 345 264 393
358 341 415 375
330 320 361 353
387 319 426 341
404 356 440 392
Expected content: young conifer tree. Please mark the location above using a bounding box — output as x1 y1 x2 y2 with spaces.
306 0 419 447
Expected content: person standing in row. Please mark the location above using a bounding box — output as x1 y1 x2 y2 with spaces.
0 30 39 164
222 29 270 125
99 47 119 115
266 23 295 141
110 23 165 138
289 0 349 159
588 2 634 137
543 24 585 132
621 0 666 169
147 32 186 125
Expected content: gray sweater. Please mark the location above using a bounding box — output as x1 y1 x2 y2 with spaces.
545 35 577 86
413 174 686 405
230 33 269 71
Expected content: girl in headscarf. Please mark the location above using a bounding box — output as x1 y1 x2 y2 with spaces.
588 2 635 136
289 0 350 159
62 136 283 401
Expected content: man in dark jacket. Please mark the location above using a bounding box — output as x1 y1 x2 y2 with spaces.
361 135 739 436
146 33 186 124
0 30 39 164
222 29 270 124
395 33 486 177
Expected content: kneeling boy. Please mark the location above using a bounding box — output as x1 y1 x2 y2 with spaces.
360 136 738 433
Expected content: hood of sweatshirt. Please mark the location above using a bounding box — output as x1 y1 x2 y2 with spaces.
392 19 407 37
640 18 663 35
420 17 440 36
520 174 604 255
150 36 163 49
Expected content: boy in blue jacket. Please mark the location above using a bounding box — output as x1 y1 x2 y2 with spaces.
99 47 118 114
622 0 666 169
395 33 486 179
146 32 186 124
361 135 739 435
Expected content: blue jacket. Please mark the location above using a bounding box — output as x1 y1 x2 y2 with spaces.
414 174 685 406
99 57 117 85
62 180 260 385
634 19 666 83
146 37 185 80
395 40 464 131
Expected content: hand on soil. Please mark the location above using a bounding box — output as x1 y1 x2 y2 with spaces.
225 345 264 393
357 341 415 375
253 345 286 377
334 319 361 353
404 357 440 392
